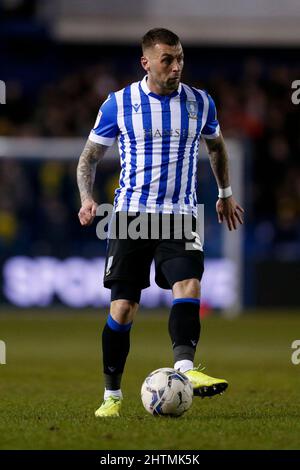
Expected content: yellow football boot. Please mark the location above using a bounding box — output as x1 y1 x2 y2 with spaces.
185 366 228 398
95 396 122 418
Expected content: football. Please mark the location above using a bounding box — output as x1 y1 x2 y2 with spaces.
141 367 193 417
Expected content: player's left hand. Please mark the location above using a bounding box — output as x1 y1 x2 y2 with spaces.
216 196 244 231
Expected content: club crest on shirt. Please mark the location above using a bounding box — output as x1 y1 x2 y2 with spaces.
186 100 198 119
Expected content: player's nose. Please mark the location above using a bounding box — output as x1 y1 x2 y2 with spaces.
172 60 182 74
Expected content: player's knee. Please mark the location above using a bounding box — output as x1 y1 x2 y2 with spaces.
172 278 200 299
110 299 138 324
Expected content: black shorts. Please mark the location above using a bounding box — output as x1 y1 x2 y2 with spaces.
103 212 204 290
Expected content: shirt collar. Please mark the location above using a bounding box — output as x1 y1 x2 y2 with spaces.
140 75 182 98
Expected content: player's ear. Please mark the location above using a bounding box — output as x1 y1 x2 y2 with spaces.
141 56 150 72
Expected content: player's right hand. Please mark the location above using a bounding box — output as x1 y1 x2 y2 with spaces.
78 199 98 226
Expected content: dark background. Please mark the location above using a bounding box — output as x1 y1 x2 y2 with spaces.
0 0 299 308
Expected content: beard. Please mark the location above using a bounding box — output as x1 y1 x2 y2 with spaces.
165 76 180 90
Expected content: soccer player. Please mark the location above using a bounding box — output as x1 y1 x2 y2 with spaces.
77 28 244 417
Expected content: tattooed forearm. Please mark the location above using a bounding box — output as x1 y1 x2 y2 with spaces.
205 133 230 189
77 139 107 204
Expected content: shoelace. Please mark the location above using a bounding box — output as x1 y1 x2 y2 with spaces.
103 396 121 405
193 364 206 372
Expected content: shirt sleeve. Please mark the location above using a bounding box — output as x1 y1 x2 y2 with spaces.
89 93 119 146
201 92 220 139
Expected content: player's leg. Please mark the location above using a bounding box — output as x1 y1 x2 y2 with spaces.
95 281 141 418
159 257 202 373
96 212 154 417
102 282 140 398
167 272 228 397
171 276 201 374
154 214 228 398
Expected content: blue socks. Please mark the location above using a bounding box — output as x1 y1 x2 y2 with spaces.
102 314 133 391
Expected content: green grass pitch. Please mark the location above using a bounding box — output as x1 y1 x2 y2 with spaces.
0 310 300 450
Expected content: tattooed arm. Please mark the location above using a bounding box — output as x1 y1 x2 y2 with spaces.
77 139 108 226
205 132 230 189
205 132 244 231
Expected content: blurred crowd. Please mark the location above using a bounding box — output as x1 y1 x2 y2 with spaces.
0 54 299 259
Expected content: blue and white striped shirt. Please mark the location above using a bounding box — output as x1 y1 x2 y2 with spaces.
89 75 220 216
